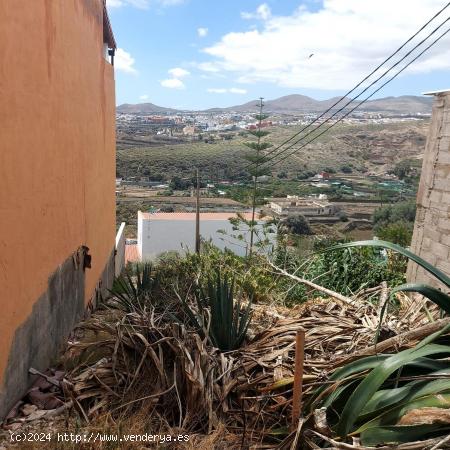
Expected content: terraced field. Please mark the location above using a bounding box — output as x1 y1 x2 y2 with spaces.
117 120 429 182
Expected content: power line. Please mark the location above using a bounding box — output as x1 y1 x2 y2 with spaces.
242 2 450 171
262 26 450 169
252 14 450 170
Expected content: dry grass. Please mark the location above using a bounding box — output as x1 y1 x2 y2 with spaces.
2 277 448 449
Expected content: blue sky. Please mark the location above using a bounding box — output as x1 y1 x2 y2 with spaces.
107 0 450 109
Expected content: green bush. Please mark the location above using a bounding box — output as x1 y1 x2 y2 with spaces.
376 220 413 247
274 237 406 304
341 165 353 173
309 239 404 295
373 201 416 231
297 170 315 180
279 214 313 235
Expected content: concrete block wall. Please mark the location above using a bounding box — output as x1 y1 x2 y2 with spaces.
407 91 450 290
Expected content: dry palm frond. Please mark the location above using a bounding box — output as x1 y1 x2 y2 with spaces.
58 278 443 449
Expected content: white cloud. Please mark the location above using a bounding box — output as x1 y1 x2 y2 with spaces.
115 48 138 74
241 3 271 21
207 87 248 94
203 0 450 91
161 78 185 89
197 27 209 38
168 67 190 78
161 67 189 89
139 94 149 100
229 87 247 94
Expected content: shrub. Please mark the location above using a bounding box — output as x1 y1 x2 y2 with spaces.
279 214 313 235
307 238 403 295
274 237 406 304
392 160 412 179
157 189 173 196
159 205 175 213
170 176 190 190
376 220 413 247
341 165 353 173
373 201 416 231
297 170 315 180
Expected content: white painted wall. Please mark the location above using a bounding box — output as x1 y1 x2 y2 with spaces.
115 222 126 276
137 216 275 259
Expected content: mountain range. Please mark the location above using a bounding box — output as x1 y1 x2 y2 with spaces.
117 94 433 115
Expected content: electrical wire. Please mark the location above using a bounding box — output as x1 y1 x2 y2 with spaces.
244 1 450 168
260 26 450 169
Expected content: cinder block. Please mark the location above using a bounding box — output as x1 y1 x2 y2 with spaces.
431 242 450 259
429 201 447 212
424 227 442 242
430 190 443 203
440 234 450 247
438 218 450 232
438 152 450 164
437 260 450 275
423 236 432 249
434 179 450 191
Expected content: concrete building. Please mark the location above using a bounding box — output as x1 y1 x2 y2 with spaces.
270 196 336 216
0 1 117 418
135 211 275 259
407 90 450 289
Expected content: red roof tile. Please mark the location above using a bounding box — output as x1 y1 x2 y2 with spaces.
125 244 139 263
140 212 259 221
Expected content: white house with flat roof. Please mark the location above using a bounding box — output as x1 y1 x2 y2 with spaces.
135 211 274 259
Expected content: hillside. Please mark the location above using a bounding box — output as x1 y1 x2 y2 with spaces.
116 121 429 182
117 102 182 114
213 94 433 114
117 95 433 115
357 95 433 114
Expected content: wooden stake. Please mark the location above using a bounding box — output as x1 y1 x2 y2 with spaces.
291 328 305 430
195 168 200 254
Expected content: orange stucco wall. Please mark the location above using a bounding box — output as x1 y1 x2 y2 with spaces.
0 0 115 387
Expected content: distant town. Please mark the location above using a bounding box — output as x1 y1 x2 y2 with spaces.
117 108 430 141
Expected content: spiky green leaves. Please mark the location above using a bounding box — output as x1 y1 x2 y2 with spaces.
110 262 158 312
181 270 253 351
316 324 450 445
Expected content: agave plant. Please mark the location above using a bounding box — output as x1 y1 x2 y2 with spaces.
311 240 450 445
180 270 253 351
310 323 450 445
110 262 158 312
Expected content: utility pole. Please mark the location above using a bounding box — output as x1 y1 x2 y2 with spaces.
195 168 201 254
